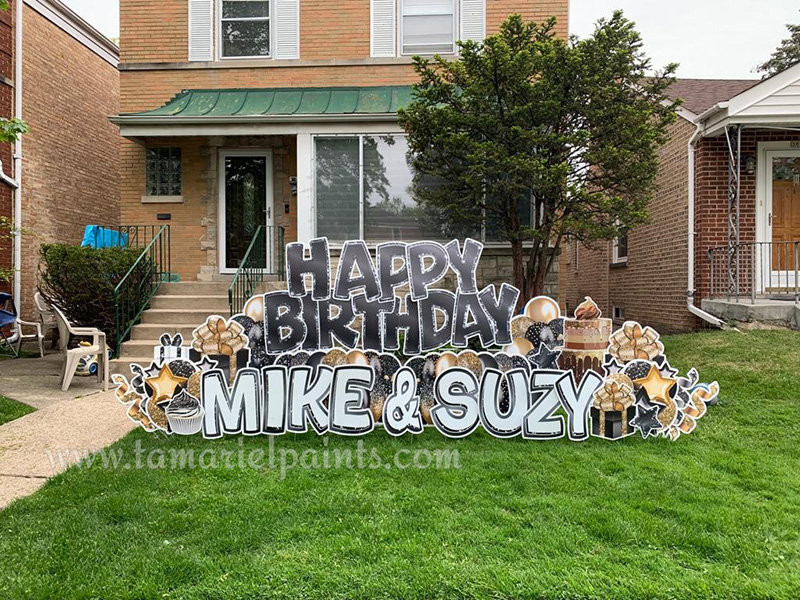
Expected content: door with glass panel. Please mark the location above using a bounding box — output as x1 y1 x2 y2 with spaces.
765 151 800 292
219 150 273 274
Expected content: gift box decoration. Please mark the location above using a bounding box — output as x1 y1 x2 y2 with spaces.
154 333 192 364
189 316 250 385
591 373 636 440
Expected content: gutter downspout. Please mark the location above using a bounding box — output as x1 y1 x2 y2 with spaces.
687 121 725 328
12 0 22 305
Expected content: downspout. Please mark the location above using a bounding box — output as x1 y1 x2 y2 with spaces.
12 0 22 304
687 121 725 328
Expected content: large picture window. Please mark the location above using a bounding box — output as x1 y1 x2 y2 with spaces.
220 0 271 58
313 134 534 244
401 0 455 55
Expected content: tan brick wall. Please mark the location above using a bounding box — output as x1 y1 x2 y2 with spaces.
122 135 296 282
565 118 698 334
120 0 568 65
20 8 120 318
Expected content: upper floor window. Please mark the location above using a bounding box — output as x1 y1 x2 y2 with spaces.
146 148 182 197
613 232 628 264
401 0 455 55
220 0 271 58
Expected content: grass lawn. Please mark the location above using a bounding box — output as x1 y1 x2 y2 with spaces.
0 330 799 599
0 394 35 426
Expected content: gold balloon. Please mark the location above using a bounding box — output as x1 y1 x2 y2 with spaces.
456 351 483 378
503 338 535 357
244 295 265 322
435 352 458 376
525 296 560 324
346 350 370 365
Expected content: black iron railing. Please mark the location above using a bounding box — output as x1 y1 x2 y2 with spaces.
709 240 800 303
229 226 285 316
113 225 171 356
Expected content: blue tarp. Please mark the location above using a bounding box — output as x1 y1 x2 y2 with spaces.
81 226 129 249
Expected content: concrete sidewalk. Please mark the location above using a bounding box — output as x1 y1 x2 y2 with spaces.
0 353 135 509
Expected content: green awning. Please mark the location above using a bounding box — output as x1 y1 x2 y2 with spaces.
113 86 415 124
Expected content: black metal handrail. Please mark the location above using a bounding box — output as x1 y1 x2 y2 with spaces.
228 226 285 316
708 240 800 303
113 225 171 356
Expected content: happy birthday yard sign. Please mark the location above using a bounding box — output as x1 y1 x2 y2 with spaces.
114 239 719 442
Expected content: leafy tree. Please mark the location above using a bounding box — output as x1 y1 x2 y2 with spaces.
757 22 800 77
398 12 678 303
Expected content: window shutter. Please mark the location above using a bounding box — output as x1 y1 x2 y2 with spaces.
274 0 300 59
188 0 214 61
371 0 396 58
459 0 485 43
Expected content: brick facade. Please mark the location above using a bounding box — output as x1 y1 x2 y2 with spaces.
564 115 800 333
0 4 13 294
17 3 120 317
119 0 569 288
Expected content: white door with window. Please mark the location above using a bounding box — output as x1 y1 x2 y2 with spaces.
218 150 274 274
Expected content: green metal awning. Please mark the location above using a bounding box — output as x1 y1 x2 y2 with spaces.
112 86 415 125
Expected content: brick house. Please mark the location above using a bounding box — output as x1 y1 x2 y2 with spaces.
0 0 120 318
111 0 567 294
564 69 800 332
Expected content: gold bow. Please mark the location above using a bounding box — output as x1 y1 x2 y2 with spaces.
192 316 248 356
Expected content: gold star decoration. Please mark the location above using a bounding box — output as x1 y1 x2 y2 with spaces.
633 364 676 407
146 363 188 402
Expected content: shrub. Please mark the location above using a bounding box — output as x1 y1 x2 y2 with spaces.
38 244 151 351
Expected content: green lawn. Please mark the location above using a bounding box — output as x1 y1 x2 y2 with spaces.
0 394 35 426
0 330 799 599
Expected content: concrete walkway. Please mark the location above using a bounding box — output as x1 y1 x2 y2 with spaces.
0 353 135 509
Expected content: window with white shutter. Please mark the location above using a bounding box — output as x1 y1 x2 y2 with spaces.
371 0 396 58
189 0 214 61
401 0 455 55
459 0 485 43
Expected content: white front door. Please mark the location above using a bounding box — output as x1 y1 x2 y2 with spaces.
218 150 274 274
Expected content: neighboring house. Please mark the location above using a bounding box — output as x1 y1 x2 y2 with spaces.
564 69 800 332
0 0 120 318
111 0 568 294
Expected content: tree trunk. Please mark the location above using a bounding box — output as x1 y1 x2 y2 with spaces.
511 238 526 312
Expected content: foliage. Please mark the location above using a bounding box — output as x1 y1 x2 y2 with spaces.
0 1 7 13
398 13 678 302
0 329 798 598
0 118 28 144
757 22 800 77
0 216 14 282
0 395 34 426
38 244 148 350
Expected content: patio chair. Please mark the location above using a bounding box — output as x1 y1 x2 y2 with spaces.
34 292 59 348
52 305 108 392
0 292 44 358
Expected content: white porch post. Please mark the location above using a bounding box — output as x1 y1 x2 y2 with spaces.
296 133 314 244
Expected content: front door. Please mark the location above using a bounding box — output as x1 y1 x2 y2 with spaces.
767 152 800 290
219 150 273 274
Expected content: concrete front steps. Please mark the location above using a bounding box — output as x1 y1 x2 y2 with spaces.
112 281 283 375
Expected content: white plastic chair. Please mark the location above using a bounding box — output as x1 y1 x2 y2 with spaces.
34 292 58 348
52 305 109 392
9 318 44 358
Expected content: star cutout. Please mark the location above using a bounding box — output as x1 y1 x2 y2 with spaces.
530 344 561 370
634 386 655 409
604 357 624 375
196 356 219 372
654 356 679 378
146 363 188 402
633 365 676 408
144 362 162 379
630 404 663 439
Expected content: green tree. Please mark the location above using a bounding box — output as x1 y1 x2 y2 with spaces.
757 22 800 77
398 12 677 303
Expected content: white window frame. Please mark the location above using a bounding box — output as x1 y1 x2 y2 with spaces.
311 133 538 245
612 233 628 264
217 0 273 60
398 0 457 57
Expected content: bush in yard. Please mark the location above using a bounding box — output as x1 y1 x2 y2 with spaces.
38 244 150 351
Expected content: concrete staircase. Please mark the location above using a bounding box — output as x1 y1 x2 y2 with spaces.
111 281 283 375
